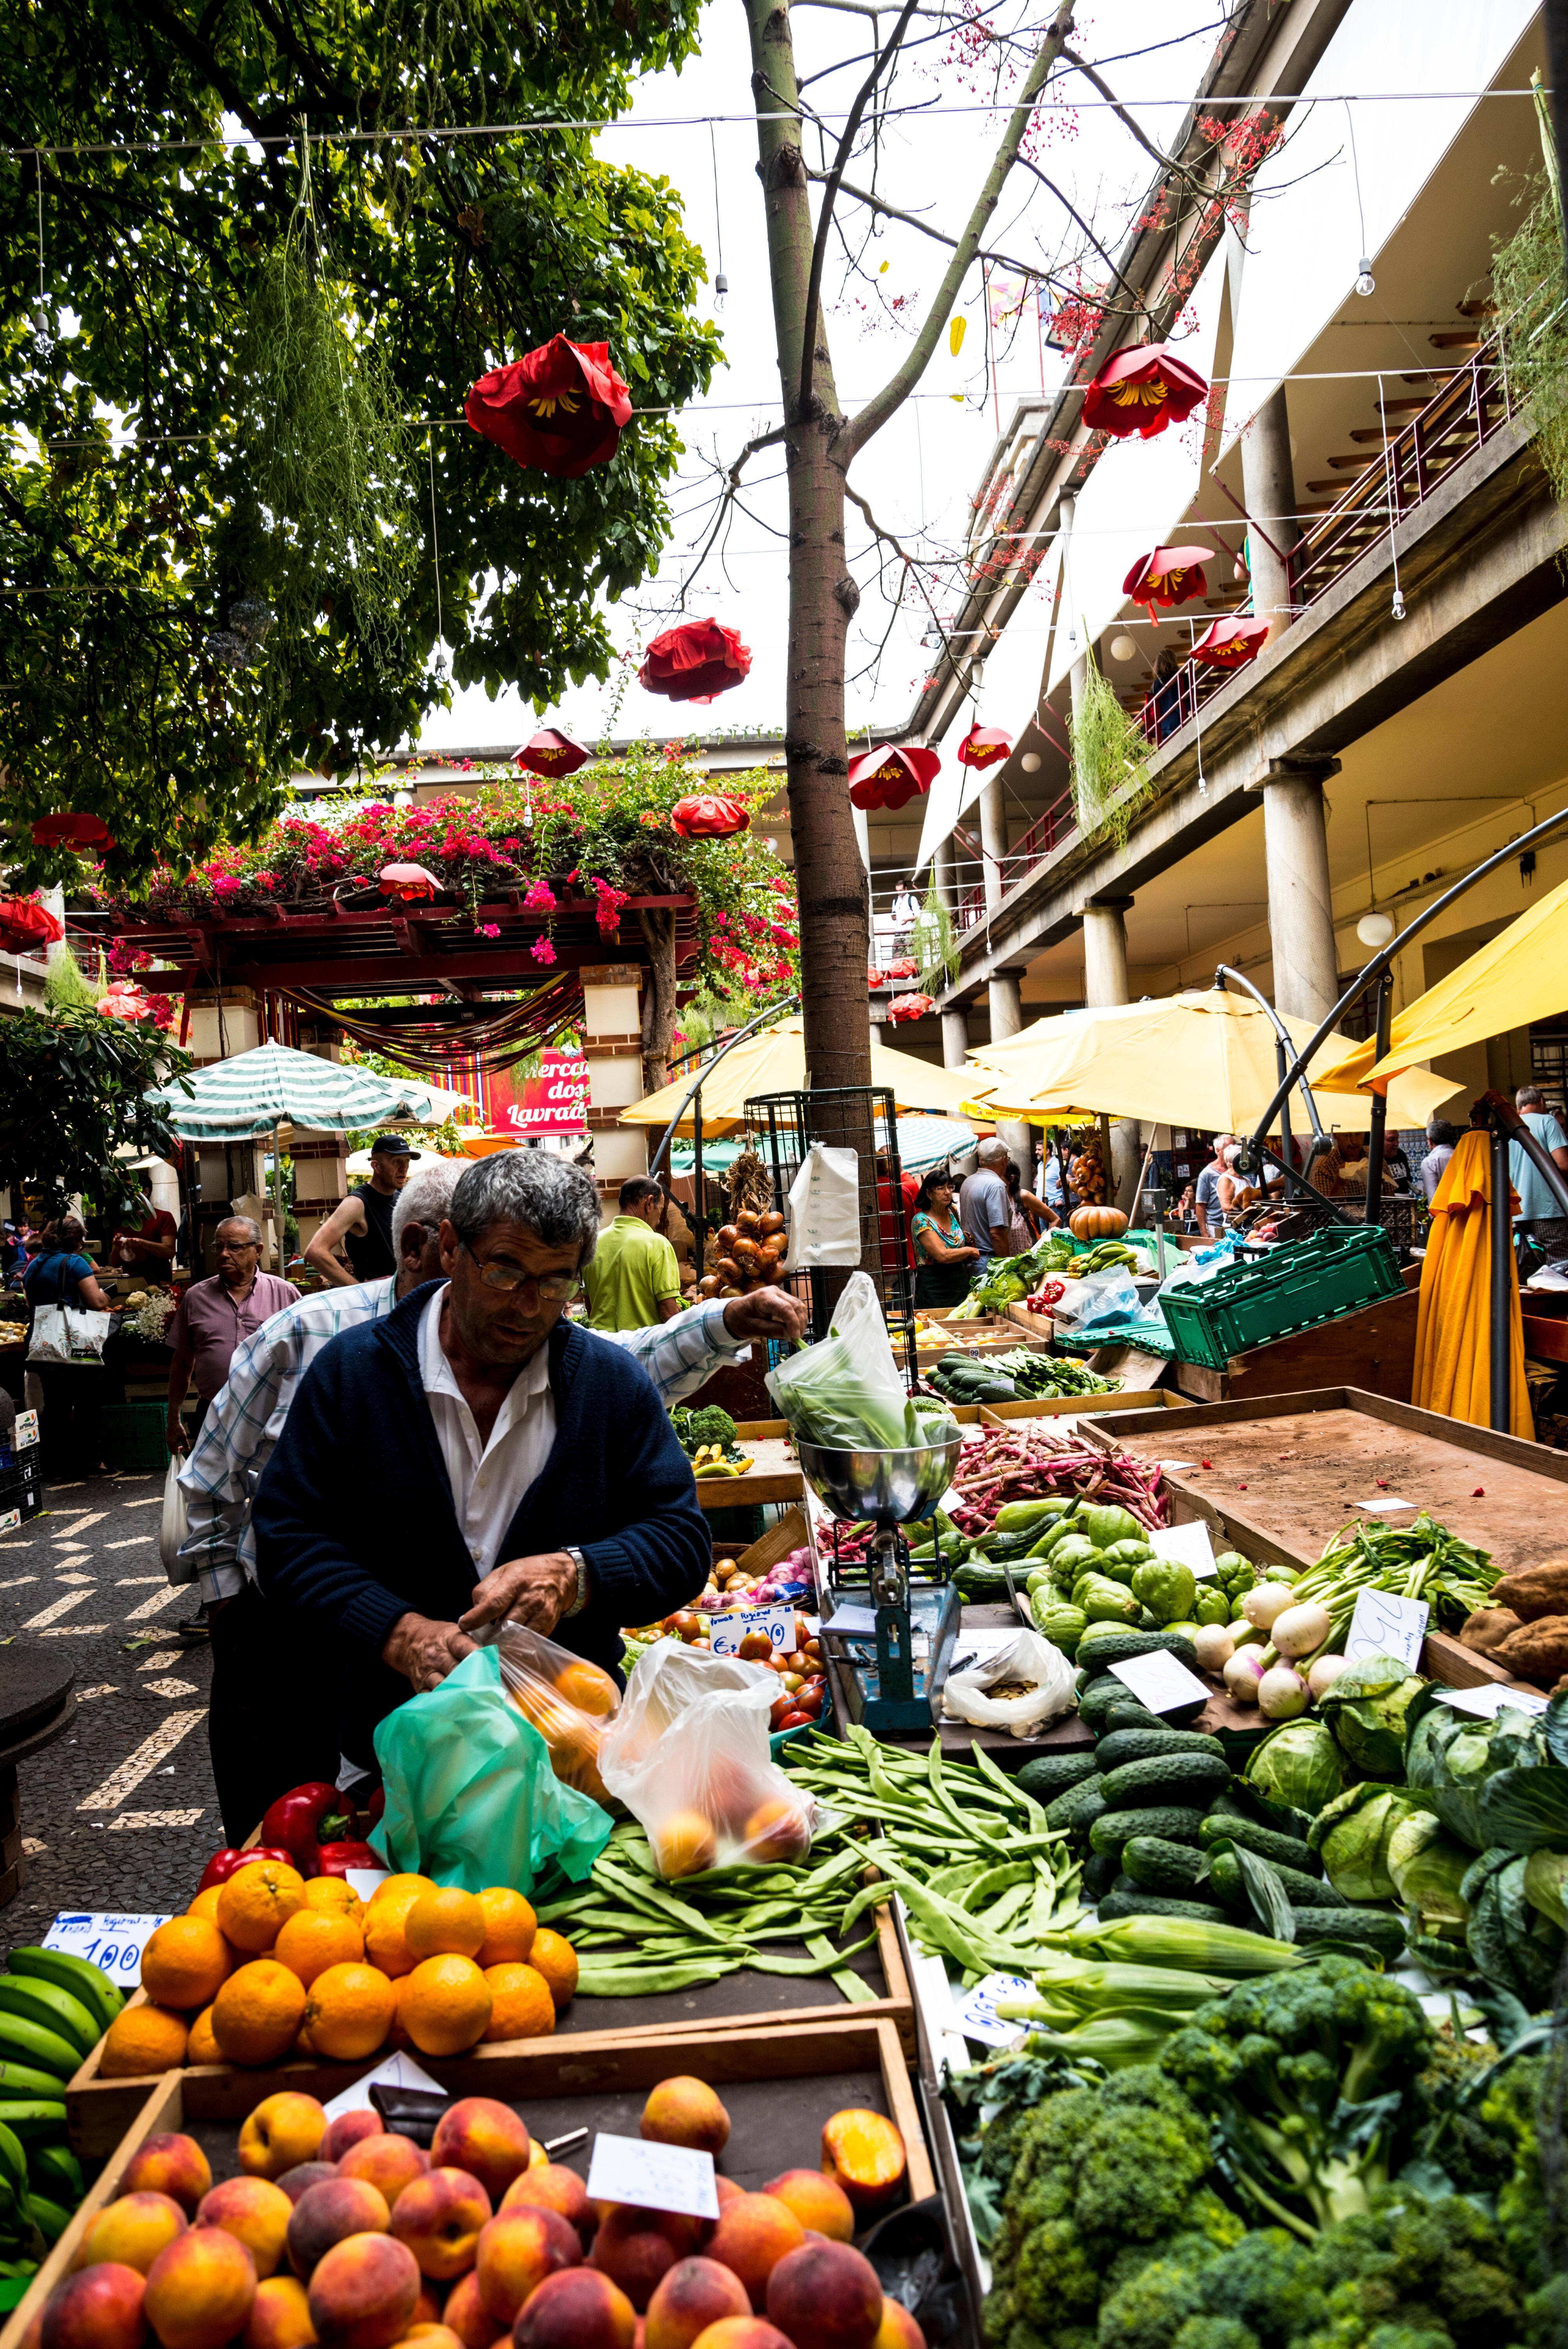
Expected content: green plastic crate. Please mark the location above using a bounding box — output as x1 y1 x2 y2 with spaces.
100 1401 171 1472
1158 1225 1402 1370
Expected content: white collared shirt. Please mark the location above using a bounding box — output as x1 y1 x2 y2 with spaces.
418 1287 558 1574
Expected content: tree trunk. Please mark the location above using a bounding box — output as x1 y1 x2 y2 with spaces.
637 905 679 1094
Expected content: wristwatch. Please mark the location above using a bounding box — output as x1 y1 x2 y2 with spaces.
561 1547 589 1618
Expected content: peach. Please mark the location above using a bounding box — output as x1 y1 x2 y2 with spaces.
643 2257 750 2349
77 2192 187 2276
765 2242 882 2349
474 2205 580 2325
196 2177 294 2279
307 2234 421 2349
323 2111 385 2164
401 2331 463 2349
288 2180 392 2278
410 2290 443 2329
428 2100 531 2205
685 2326 792 2349
702 2197 803 2314
339 2136 430 2209
278 2165 340 2205
512 2270 636 2349
389 2169 492 2281
640 2081 729 2159
244 2276 317 2349
437 2272 490 2349
589 2210 693 2314
820 2113 906 2220
240 2095 330 2182
39 2263 148 2349
760 2170 854 2244
499 2165 595 2251
123 2136 212 2218
871 2301 925 2349
144 2226 258 2349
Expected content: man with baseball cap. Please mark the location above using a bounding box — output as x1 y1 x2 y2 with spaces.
305 1132 422 1287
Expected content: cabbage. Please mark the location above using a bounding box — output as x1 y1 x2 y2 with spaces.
1244 1719 1344 1815
1404 1686 1548 1850
1317 1655 1427 1779
1309 1782 1420 1902
1388 1808 1473 1937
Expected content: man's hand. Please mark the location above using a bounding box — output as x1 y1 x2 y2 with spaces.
382 1610 475 1692
461 1551 578 1638
166 1415 187 1456
721 1285 807 1346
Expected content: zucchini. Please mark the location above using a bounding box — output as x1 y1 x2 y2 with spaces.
1096 1727 1226 1772
1098 1887 1234 1927
1098 1752 1232 1812
1016 1751 1100 1805
1044 1777 1108 1839
1122 1836 1208 1896
1089 1806 1210 1857
1197 1813 1322 1875
1206 1845 1346 1916
1074 1627 1199 1672
1287 1906 1406 1960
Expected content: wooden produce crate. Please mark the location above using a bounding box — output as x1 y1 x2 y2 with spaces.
695 1422 803 1511
20 2014 934 2345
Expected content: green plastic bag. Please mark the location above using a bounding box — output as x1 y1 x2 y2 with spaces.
369 1648 613 1893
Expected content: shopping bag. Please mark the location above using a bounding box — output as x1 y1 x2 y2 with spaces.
159 1454 194 1583
27 1305 110 1365
782 1141 862 1270
488 1623 620 1807
597 1640 823 1878
766 1268 954 1451
940 1628 1076 1736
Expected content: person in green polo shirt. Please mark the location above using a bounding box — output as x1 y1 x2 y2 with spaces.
583 1175 684 1329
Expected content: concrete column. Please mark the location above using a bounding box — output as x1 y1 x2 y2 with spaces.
935 834 958 917
941 1005 971 1071
1080 899 1142 1215
978 773 1007 914
987 971 1034 1182
1258 758 1341 1026
1237 386 1300 643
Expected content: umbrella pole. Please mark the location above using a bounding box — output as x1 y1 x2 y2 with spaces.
1489 1121 1513 1433
1363 972 1394 1227
271 1128 287 1274
693 1092 706 1276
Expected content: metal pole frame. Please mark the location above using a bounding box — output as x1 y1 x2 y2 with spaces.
1488 1120 1513 1433
1211 966 1351 1224
645 993 802 1184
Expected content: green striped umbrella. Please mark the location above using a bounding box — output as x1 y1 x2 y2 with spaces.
149 1041 445 1139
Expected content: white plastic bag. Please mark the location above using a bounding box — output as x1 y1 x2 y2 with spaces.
597 1641 822 1878
941 1629 1076 1736
159 1454 193 1583
27 1305 110 1365
782 1141 862 1270
766 1268 935 1451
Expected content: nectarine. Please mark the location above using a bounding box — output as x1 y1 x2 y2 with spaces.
339 2135 429 2210
243 2275 316 2349
241 2095 330 2182
428 2099 531 2204
287 2180 391 2279
765 2241 882 2349
499 2165 594 2251
512 2269 636 2349
321 2112 383 2165
872 2300 925 2349
143 2224 258 2349
701 2197 803 2313
306 2233 421 2349
76 2192 186 2278
819 2111 906 2218
640 2080 729 2158
123 2137 211 2219
760 2170 854 2244
389 2169 492 2281
474 2206 580 2325
196 2177 294 2279
39 2262 147 2349
643 2257 749 2349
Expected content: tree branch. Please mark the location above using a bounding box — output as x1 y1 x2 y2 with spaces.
676 424 793 604
807 166 1070 285
1013 155 1147 308
1061 44 1217 200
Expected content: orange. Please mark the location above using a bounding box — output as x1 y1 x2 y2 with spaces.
186 1884 225 1924
100 2003 189 2078
217 1860 308 1953
300 1961 398 2062
652 1809 715 1880
211 1959 308 2066
404 1887 486 1962
141 1915 233 2012
551 1659 619 1717
363 1877 435 1980
303 1876 364 1919
274 1907 365 1987
400 1954 492 2058
476 1887 536 1968
481 1964 556 2043
524 1931 578 2011
369 1873 437 1910
187 2005 221 2067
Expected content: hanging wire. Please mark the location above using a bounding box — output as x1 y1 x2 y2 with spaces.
1344 101 1376 293
708 124 727 303
34 154 45 305
1377 370 1407 619
428 435 444 658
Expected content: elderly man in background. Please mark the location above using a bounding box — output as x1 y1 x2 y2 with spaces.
165 1216 298 1456
1509 1085 1568 1224
958 1138 1013 1273
305 1132 419 1286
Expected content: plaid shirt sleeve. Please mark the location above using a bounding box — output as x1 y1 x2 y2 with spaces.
607 1297 748 1401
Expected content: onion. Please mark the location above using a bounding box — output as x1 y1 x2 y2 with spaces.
1257 1665 1310 1720
1194 1624 1235 1675
1308 1652 1349 1699
1242 1579 1297 1631
1223 1648 1265 1704
1271 1600 1333 1659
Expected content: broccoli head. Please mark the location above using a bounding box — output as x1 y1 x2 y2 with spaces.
1171 2325 1262 2349
672 1404 736 1452
1301 2187 1522 2349
1408 2031 1515 2197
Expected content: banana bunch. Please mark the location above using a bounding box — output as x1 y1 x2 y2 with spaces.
0 1948 123 2268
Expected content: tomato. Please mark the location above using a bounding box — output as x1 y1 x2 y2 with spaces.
794 1687 825 1719
776 1709 812 1731
768 1694 793 1730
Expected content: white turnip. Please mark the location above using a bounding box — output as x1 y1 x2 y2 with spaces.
1223 1648 1265 1705
1258 1665 1310 1720
1308 1652 1349 1699
1194 1624 1235 1675
1242 1579 1296 1632
1271 1601 1333 1659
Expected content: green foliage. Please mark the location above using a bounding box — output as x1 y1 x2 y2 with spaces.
41 944 100 1013
1491 81 1568 522
0 1008 191 1212
1070 645 1153 848
912 883 960 994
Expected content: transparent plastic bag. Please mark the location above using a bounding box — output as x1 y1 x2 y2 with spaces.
488 1624 621 1808
766 1269 955 1451
940 1629 1076 1736
597 1641 822 1878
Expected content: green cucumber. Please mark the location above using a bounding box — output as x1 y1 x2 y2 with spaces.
1122 1836 1208 1896
1075 1627 1199 1672
1287 1906 1406 1959
1206 1845 1346 1916
1044 1777 1108 1840
1197 1813 1322 1874
1098 1887 1233 1926
1090 1806 1209 1857
1095 1727 1226 1772
1016 1751 1100 1805
1098 1752 1231 1812
1082 1850 1119 1902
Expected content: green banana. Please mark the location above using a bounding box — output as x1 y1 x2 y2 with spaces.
0 2125 25 2198
27 2142 81 2203
8 1949 124 2036
0 2063 75 2103
0 1978 97 2060
0 2103 69 2142
25 2195 69 2246
0 2016 78 2082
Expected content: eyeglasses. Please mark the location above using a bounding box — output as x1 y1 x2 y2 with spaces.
461 1239 581 1302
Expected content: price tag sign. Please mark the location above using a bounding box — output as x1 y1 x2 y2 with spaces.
1147 1520 1218 1579
587 2134 720 2222
953 1973 1035 2048
0 1510 18 1538
708 1602 796 1658
1108 1650 1211 1715
1358 1496 1419 1514
1345 1587 1429 1670
1436 1683 1548 1719
43 1911 171 1986
322 2050 447 2123
346 1869 390 1902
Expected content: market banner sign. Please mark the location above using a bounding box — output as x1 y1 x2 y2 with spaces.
492 1048 592 1136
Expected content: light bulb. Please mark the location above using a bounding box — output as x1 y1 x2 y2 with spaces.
1355 258 1376 297
1357 911 1395 948
1109 633 1137 663
1020 752 1041 773
714 273 728 299
1391 587 1406 620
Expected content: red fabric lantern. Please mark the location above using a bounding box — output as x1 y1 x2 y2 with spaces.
887 958 918 981
670 793 749 840
1190 614 1271 670
97 980 156 1023
465 337 633 478
957 724 1012 770
513 729 589 778
640 619 752 704
31 812 114 851
886 992 935 1025
378 862 443 902
1121 544 1213 611
847 744 940 812
866 967 888 989
0 896 64 956
1083 343 1209 440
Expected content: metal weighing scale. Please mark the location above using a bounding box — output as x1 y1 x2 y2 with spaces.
798 1436 964 1735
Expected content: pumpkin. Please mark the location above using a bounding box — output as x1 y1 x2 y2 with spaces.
1069 1205 1128 1241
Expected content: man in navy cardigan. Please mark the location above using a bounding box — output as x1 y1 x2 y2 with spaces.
252 1150 710 1773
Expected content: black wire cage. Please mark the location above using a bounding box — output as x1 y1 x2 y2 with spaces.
744 1086 919 1384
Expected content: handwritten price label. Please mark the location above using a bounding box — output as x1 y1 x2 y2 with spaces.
707 1602 796 1658
44 1912 171 1985
1345 1588 1429 1671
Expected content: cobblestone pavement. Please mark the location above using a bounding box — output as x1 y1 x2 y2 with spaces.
0 1469 216 1953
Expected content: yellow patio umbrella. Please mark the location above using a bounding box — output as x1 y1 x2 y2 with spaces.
1411 1129 1531 1435
619 1017 984 1137
959 990 1459 1133
1314 870 1568 1094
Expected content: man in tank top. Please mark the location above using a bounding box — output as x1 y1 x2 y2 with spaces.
304 1132 420 1286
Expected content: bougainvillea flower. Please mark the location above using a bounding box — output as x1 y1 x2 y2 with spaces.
1190 614 1272 670
0 895 64 956
886 993 935 1024
640 619 752 704
1122 544 1213 610
513 728 589 777
378 862 443 901
670 793 750 840
31 811 114 850
465 337 633 478
957 724 1012 770
1083 343 1209 440
847 743 940 812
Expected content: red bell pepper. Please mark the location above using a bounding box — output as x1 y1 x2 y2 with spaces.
363 1786 385 1827
259 1782 358 1877
196 1846 297 1894
314 1841 383 1879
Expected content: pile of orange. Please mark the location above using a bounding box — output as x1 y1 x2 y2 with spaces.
503 1654 619 1805
98 1864 579 2080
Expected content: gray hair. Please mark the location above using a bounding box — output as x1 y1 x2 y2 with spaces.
217 1215 262 1244
1518 1085 1547 1111
392 1158 462 1255
449 1149 602 1263
975 1137 1009 1165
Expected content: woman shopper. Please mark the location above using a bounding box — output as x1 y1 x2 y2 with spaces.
910 1169 981 1308
1006 1160 1055 1250
23 1216 112 1479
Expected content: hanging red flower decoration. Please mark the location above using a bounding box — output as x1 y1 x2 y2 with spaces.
1190 614 1271 670
465 337 633 478
0 895 64 957
1121 544 1213 611
378 862 443 902
847 744 940 812
866 967 888 989
670 793 750 840
886 993 935 1024
96 980 156 1024
640 619 752 704
513 728 589 778
31 812 114 851
957 724 1012 770
887 958 918 981
1083 343 1209 440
